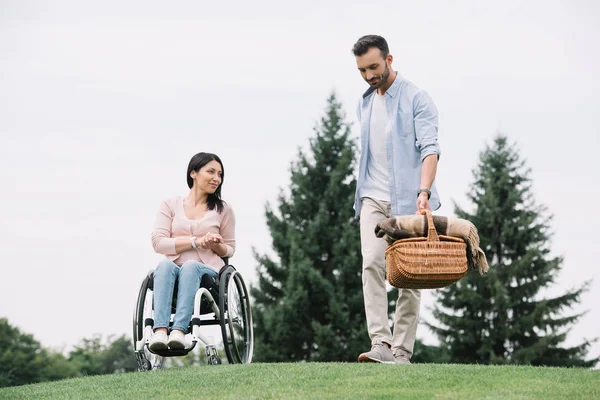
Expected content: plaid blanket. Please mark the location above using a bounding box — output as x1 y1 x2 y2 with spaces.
375 214 489 274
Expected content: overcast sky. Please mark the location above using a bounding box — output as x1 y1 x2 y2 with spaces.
1 0 598 361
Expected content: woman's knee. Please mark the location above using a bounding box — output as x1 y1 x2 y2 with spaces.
180 260 200 269
156 259 178 274
178 260 198 276
180 260 215 278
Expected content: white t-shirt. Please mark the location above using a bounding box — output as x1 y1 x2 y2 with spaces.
361 94 390 201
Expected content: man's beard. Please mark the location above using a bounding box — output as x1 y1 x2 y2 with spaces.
367 64 390 88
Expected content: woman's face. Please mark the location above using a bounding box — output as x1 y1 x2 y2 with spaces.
192 160 223 193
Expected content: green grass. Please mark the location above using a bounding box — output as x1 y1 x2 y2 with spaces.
1 363 598 400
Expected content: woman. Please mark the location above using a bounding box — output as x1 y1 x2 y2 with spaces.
149 152 235 351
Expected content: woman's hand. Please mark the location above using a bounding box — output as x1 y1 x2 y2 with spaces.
197 232 224 251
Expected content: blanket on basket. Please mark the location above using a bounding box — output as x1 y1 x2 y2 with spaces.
375 214 489 274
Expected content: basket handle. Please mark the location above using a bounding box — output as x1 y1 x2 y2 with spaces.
419 209 439 242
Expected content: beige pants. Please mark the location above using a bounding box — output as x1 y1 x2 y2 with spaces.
360 197 421 357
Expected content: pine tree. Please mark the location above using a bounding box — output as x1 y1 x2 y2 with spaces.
428 135 597 367
250 93 369 361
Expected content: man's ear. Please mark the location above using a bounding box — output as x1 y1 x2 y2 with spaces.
386 54 393 65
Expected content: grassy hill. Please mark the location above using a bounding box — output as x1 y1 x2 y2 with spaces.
1 363 598 399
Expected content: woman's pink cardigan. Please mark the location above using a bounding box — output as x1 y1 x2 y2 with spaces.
151 196 235 272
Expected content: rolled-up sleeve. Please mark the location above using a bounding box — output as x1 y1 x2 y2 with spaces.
413 90 441 161
220 204 236 258
151 200 177 255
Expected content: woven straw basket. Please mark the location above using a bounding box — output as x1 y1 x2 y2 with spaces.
385 210 468 289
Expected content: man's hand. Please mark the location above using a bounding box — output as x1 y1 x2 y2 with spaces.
416 192 430 214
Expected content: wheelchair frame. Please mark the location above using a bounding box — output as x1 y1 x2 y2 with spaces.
133 264 253 371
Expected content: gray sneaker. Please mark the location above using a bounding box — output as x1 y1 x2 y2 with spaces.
393 351 411 365
357 343 395 364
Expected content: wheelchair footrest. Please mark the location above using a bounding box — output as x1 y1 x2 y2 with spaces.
148 344 197 357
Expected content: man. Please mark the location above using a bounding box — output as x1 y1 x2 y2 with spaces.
352 35 441 364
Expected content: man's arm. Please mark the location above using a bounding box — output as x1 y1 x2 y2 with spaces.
413 90 440 212
417 155 438 211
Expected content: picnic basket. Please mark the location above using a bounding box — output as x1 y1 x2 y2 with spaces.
385 210 468 289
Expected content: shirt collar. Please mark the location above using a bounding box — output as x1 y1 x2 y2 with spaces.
362 72 403 99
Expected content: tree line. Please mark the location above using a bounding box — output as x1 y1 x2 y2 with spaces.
2 92 597 388
0 318 137 387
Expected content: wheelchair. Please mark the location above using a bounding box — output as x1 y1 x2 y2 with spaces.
133 261 253 371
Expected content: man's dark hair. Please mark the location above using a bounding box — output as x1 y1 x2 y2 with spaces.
352 35 389 58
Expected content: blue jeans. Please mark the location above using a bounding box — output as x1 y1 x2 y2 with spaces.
153 259 217 333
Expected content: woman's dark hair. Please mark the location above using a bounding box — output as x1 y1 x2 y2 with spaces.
186 152 225 213
352 35 389 58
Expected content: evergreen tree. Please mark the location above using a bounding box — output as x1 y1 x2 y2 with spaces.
411 339 451 364
428 135 597 367
251 93 369 361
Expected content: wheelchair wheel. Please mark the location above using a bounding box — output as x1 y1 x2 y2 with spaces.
219 266 253 364
133 273 165 371
206 345 222 365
